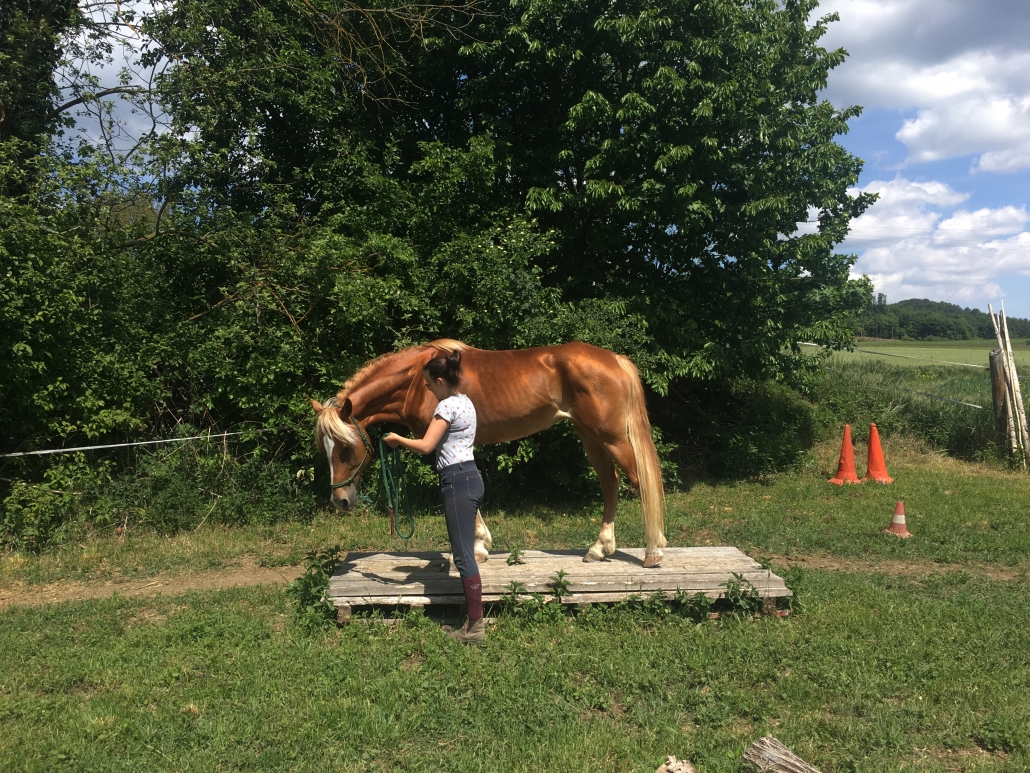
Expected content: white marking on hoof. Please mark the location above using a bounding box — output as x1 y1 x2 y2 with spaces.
642 550 664 568
474 510 492 560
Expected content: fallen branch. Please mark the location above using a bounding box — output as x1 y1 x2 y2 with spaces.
741 736 821 773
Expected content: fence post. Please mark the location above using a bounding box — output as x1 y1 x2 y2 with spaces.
990 348 1011 453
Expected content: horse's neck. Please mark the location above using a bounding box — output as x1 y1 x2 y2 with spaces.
347 355 424 428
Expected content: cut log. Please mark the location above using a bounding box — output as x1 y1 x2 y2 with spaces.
741 736 821 773
655 756 697 773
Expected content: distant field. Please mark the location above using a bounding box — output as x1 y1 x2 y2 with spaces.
842 338 1030 368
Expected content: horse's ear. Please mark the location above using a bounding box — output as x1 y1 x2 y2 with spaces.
339 398 353 418
310 399 324 415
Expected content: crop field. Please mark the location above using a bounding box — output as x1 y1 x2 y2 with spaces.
3 440 1030 772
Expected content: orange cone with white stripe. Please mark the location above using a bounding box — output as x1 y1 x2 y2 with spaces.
885 501 912 538
829 425 861 485
864 423 894 483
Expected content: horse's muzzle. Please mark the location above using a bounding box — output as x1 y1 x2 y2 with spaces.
331 484 358 512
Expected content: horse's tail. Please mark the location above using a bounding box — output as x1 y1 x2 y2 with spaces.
616 356 667 561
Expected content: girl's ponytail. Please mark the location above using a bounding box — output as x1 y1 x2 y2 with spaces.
425 348 463 388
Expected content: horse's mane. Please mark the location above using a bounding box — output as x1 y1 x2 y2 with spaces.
317 339 469 449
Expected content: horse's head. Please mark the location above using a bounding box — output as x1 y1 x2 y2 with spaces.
311 397 371 512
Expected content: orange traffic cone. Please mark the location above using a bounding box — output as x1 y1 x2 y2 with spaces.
864 423 894 483
885 501 912 538
829 425 861 485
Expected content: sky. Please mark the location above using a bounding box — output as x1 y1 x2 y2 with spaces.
817 0 1030 316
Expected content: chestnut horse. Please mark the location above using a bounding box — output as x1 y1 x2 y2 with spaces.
311 340 667 567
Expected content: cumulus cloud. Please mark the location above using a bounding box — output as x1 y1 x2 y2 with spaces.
820 0 1030 172
845 177 1030 304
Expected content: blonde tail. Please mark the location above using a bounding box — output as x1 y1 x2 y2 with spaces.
616 356 666 564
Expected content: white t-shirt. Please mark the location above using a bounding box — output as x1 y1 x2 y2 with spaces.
434 394 477 470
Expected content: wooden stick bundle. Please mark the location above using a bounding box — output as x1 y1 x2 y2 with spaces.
989 303 1028 467
1001 304 1030 452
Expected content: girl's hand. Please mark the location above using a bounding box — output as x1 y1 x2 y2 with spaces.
383 432 403 448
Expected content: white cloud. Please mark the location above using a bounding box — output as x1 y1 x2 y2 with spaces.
845 177 1030 305
843 177 968 247
820 0 1030 172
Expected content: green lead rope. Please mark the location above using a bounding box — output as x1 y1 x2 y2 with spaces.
378 437 415 539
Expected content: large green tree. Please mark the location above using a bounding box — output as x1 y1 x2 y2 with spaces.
145 0 873 391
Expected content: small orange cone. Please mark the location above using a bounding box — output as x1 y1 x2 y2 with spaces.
829 425 861 485
864 423 894 483
885 501 912 538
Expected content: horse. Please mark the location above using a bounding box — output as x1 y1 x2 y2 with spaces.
311 339 668 567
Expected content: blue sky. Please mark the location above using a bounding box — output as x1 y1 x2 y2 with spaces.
817 0 1030 316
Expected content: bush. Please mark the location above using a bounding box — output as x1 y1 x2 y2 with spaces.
808 360 996 460
652 378 818 479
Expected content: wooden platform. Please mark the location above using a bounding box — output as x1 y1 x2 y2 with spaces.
327 547 791 619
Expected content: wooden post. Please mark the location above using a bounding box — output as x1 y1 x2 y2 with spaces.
1001 307 1030 455
990 306 1021 459
336 604 352 624
991 349 1012 452
741 737 822 773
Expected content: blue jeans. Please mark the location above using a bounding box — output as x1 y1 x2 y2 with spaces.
439 461 484 579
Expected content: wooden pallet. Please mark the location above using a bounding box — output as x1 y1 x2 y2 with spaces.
327 547 791 621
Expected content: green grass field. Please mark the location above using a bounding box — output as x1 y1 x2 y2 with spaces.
847 338 1030 368
3 441 1030 772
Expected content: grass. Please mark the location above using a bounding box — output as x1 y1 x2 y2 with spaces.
2 571 1029 772
3 439 1030 770
845 338 1030 368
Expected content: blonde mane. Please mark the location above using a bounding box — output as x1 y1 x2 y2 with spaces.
317 339 470 450
314 396 359 449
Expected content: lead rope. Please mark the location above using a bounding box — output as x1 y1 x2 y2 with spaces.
378 436 415 539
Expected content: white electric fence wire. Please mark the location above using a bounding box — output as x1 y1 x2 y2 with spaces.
0 431 245 458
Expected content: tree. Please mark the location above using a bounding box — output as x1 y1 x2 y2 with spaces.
145 0 874 391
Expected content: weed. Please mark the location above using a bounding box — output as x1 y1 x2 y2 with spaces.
720 573 763 618
500 580 528 613
974 714 1028 754
506 547 525 566
674 588 714 623
548 569 571 602
285 545 343 631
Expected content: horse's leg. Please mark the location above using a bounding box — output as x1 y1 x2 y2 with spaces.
576 431 620 562
601 437 665 566
474 509 492 563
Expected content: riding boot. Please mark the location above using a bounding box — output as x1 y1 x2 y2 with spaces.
445 616 486 644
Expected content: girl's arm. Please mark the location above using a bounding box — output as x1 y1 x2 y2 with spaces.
382 417 449 455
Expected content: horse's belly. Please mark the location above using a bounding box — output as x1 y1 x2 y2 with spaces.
475 405 569 445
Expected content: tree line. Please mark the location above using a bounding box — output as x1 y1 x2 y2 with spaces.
852 296 1030 341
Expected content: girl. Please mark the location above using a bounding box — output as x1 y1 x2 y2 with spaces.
382 349 486 644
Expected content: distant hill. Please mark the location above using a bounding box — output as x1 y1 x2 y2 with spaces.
852 297 1030 341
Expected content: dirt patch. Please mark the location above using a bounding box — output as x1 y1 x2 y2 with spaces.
0 558 303 611
758 551 1026 582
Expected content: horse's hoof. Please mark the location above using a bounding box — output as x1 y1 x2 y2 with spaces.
475 549 489 563
642 554 663 568
583 550 605 563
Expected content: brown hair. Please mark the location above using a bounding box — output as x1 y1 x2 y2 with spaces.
424 349 463 388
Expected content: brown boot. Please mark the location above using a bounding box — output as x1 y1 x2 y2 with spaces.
444 617 485 644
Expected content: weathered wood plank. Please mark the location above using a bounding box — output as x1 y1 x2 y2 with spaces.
329 574 787 596
327 547 792 611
